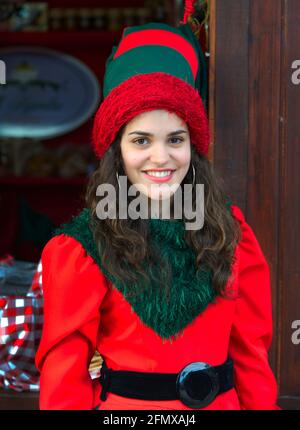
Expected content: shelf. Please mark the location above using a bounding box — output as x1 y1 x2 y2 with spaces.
0 29 124 49
0 175 88 186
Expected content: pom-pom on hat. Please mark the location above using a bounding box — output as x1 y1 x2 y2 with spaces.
92 20 209 159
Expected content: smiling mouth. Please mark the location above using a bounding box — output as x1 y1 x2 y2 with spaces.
142 170 175 178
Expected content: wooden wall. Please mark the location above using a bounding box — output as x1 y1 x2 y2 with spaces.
210 0 300 409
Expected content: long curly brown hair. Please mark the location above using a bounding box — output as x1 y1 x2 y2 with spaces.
85 127 241 298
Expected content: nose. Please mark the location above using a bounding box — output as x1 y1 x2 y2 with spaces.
149 141 170 165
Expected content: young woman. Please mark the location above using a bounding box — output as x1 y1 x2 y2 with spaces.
35 20 279 410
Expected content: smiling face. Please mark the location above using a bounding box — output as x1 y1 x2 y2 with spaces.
120 109 191 201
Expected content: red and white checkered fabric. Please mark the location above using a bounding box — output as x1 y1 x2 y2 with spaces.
0 262 43 392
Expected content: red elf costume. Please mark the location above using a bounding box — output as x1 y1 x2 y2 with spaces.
35 15 279 410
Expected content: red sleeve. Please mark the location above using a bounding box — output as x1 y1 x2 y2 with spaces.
35 234 108 410
229 205 280 410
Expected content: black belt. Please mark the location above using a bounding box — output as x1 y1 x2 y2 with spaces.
99 357 234 409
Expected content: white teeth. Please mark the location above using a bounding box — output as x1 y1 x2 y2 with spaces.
145 170 173 177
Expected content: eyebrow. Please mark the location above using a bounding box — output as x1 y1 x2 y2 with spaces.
128 129 188 137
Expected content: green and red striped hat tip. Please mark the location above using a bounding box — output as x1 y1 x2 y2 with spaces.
181 0 197 24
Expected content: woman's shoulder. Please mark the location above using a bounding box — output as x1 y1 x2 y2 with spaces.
41 231 110 303
41 232 88 263
41 207 106 282
229 204 269 268
42 208 101 266
229 203 259 241
230 204 246 224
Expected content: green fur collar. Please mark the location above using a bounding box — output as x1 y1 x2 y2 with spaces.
53 203 231 341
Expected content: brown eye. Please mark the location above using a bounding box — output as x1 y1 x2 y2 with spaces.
134 138 148 145
169 137 183 144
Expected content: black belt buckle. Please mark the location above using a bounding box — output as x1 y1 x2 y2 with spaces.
176 362 220 409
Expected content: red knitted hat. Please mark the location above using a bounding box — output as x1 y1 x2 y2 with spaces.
92 21 209 159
